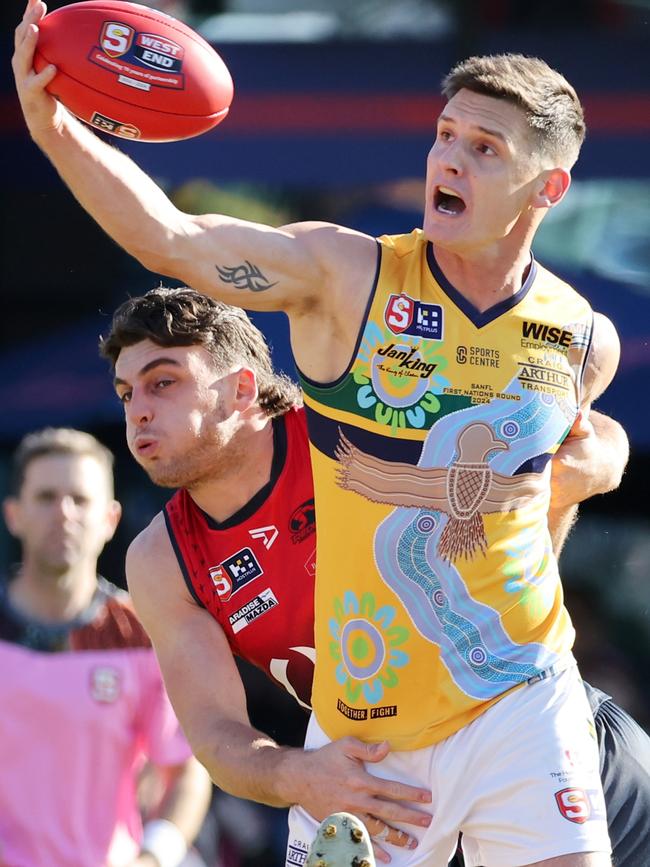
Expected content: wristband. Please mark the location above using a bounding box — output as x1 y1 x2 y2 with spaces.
141 819 188 867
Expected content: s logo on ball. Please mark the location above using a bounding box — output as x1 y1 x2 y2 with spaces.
100 22 134 58
34 0 234 142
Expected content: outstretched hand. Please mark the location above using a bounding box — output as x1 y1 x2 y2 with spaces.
13 0 66 139
289 737 432 863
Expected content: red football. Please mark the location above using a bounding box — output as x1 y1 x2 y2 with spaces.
33 0 233 142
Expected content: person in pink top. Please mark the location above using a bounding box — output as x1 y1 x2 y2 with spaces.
0 427 212 867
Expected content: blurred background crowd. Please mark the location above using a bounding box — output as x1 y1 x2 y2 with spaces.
1 0 649 863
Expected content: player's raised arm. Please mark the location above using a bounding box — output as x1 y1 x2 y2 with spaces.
127 515 431 860
12 0 375 319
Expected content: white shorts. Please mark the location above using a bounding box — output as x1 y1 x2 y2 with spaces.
286 665 611 866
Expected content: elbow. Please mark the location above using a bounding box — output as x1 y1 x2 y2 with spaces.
130 222 189 281
603 436 630 495
601 461 626 496
190 739 236 796
189 737 219 780
134 244 182 280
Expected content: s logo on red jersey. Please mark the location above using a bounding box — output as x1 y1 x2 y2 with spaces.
209 565 232 600
209 548 264 602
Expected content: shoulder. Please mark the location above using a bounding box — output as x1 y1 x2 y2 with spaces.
591 311 619 352
71 579 151 651
283 220 375 262
129 510 172 559
127 512 178 595
583 312 620 405
126 512 195 637
285 221 378 294
531 260 587 303
286 220 374 251
377 228 425 258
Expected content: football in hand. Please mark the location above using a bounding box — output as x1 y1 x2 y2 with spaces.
34 0 234 142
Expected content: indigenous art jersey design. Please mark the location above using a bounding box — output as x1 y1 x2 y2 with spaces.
0 578 190 867
299 229 593 750
165 407 316 709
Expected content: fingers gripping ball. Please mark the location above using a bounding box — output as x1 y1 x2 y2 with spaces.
33 0 233 142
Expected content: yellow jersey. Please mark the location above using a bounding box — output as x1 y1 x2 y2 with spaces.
299 229 594 750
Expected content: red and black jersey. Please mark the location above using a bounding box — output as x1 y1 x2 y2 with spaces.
164 407 316 709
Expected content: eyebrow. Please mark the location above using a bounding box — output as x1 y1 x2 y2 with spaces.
114 357 182 388
437 113 508 143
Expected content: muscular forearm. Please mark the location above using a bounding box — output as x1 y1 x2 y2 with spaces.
32 112 185 275
189 717 303 807
190 717 432 845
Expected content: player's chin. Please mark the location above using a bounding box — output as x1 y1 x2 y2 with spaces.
424 208 465 236
423 219 466 249
144 465 183 489
131 450 169 483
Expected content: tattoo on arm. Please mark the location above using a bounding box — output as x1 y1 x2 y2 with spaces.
215 261 278 292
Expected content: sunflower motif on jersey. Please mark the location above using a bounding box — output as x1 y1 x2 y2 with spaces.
353 322 447 434
328 590 409 705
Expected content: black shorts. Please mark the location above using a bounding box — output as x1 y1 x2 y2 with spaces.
584 681 650 867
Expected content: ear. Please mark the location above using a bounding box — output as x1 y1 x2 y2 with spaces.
532 167 571 210
233 367 259 411
2 496 21 537
103 499 122 544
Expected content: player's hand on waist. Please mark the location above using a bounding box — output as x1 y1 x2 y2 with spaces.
285 737 432 862
13 0 66 138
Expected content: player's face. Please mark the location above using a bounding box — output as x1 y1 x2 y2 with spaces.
115 339 244 489
423 89 545 253
5 454 117 575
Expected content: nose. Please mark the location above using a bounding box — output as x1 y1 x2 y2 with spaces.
433 138 464 177
126 389 153 425
58 495 80 522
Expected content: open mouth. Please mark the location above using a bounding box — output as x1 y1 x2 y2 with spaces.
434 186 466 216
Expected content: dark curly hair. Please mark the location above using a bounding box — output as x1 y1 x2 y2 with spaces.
100 286 301 418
